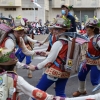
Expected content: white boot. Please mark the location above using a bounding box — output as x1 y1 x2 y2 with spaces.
78 81 86 93
73 81 86 97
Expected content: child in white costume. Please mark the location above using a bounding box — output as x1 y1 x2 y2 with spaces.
0 23 40 78
0 48 54 100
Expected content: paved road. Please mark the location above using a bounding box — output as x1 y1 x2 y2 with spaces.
17 34 94 100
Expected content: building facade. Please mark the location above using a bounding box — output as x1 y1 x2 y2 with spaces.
49 0 100 22
0 0 100 24
0 0 49 24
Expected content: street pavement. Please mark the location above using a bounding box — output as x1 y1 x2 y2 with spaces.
17 34 94 100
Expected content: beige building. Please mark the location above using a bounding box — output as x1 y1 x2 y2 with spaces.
0 0 100 24
49 0 100 22
0 0 49 24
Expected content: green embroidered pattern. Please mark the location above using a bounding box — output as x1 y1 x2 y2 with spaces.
0 51 16 63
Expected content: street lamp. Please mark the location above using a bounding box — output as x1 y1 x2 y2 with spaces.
33 2 42 8
31 0 42 21
0 13 3 18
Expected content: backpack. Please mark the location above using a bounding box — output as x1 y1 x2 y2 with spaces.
57 34 88 73
0 71 18 100
0 23 12 45
93 34 100 51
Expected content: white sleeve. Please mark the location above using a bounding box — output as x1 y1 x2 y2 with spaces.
17 76 37 97
37 41 63 69
66 93 100 100
19 37 36 56
97 40 100 48
5 39 15 49
41 33 50 44
27 36 38 43
17 76 53 99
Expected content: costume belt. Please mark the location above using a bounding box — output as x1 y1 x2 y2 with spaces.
86 57 100 65
45 67 70 78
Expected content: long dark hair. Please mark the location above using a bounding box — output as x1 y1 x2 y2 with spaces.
0 64 16 73
86 26 99 35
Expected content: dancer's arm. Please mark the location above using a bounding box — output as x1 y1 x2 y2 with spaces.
40 33 50 45
19 37 36 56
27 36 38 43
17 76 54 100
35 41 63 70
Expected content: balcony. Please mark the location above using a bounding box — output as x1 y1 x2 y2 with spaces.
72 0 100 8
0 0 21 7
45 0 49 10
52 0 70 8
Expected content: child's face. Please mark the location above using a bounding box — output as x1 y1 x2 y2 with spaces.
86 27 94 35
51 28 66 35
14 30 25 39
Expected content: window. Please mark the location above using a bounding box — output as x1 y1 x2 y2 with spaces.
13 8 16 10
35 8 38 10
22 8 38 10
29 8 32 10
26 8 28 10
22 8 25 10
5 8 16 11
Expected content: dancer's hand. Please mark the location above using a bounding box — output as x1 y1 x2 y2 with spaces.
38 42 44 46
28 64 36 71
39 51 48 57
35 51 47 57
16 61 29 69
23 65 29 69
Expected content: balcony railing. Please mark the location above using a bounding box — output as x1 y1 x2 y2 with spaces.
72 0 100 8
0 0 21 6
51 0 100 8
52 0 70 8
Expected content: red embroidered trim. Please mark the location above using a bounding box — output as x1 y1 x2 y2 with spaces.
32 89 47 100
45 67 70 78
0 37 8 48
44 62 53 68
86 57 100 65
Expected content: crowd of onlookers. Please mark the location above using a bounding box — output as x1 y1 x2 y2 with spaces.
1 15 98 36
0 17 50 36
24 21 49 35
75 15 100 35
